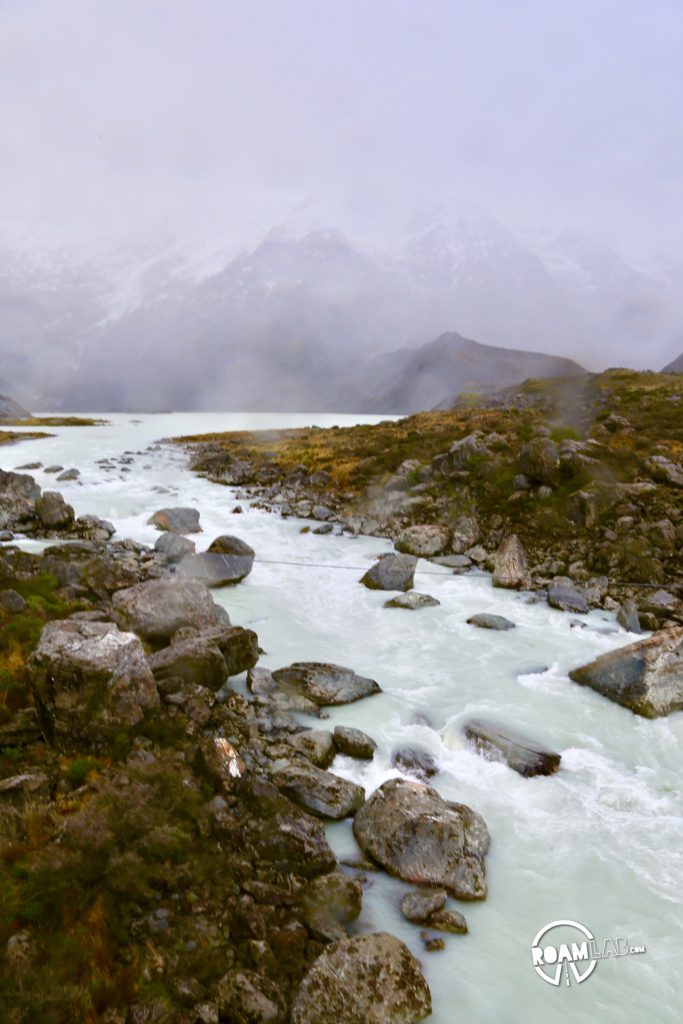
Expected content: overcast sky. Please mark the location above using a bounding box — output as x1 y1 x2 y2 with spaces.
1 0 682 262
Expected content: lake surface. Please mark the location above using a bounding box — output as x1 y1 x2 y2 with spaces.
4 412 681 1023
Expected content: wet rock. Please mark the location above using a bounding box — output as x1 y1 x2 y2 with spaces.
333 725 376 760
291 932 431 1024
301 872 362 943
421 935 446 952
56 468 79 482
467 613 515 630
492 535 529 590
148 635 228 690
547 581 589 614
178 535 254 586
385 591 440 610
463 719 561 777
272 763 365 819
44 465 63 474
433 554 471 570
247 666 321 717
154 532 196 562
0 588 27 612
35 491 75 529
28 619 159 753
426 909 468 934
360 552 417 592
519 437 560 485
214 968 286 1024
395 524 450 557
271 662 381 706
617 600 642 634
353 778 488 900
569 627 683 717
391 746 438 781
289 729 335 768
313 522 333 535
148 506 201 533
400 888 447 923
112 577 228 643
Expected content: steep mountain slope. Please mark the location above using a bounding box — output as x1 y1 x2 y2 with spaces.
662 352 683 373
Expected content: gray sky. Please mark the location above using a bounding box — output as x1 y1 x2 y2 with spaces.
1 0 682 261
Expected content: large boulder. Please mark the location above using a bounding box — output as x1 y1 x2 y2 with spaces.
353 778 489 900
0 469 41 501
395 525 450 558
547 580 588 614
360 553 416 592
28 620 159 753
243 779 336 877
34 491 75 530
301 872 363 943
154 532 196 562
207 624 259 675
333 726 376 760
272 763 365 819
178 536 254 586
289 730 336 768
492 535 529 590
271 663 381 706
291 932 431 1024
148 507 201 533
148 635 228 690
112 577 228 644
569 628 683 717
519 437 560 486
248 666 321 717
464 719 561 777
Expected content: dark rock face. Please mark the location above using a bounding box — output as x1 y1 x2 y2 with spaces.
391 746 438 781
35 491 75 529
291 932 432 1024
148 635 228 690
207 624 260 675
395 525 450 557
492 535 529 590
154 532 196 562
353 778 489 900
245 782 336 877
569 628 683 717
385 591 440 610
547 581 589 614
178 539 254 585
271 663 381 706
463 718 561 777
148 506 201 533
467 613 516 630
28 619 159 753
360 553 417 592
272 763 365 819
301 872 362 943
112 577 228 643
333 726 377 760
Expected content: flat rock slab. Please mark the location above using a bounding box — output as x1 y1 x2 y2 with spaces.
178 549 254 586
360 553 417 592
463 718 561 777
273 763 365 819
148 506 201 533
272 662 381 706
569 627 683 718
291 932 432 1024
467 613 516 630
353 778 489 900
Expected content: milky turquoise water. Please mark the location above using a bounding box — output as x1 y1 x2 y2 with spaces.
4 413 681 1023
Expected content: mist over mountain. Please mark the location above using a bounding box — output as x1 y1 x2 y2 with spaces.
0 205 681 413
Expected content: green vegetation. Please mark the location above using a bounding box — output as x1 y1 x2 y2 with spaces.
2 416 108 428
0 430 52 446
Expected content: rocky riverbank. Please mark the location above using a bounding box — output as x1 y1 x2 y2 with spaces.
176 370 683 630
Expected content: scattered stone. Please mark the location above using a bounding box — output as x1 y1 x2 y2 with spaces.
391 746 438 781
547 581 589 614
422 935 446 953
645 455 683 488
492 535 529 590
271 662 381 706
450 515 480 554
400 889 447 924
519 437 560 485
291 933 431 1024
272 763 365 819
197 736 246 792
427 909 468 934
569 627 683 717
148 507 201 533
333 725 377 759
467 613 516 630
385 591 440 610
214 968 285 1024
56 468 80 482
247 666 321 717
179 536 254 586
463 719 561 777
353 778 488 900
360 552 417 592
154 532 196 562
312 522 333 535
43 465 63 474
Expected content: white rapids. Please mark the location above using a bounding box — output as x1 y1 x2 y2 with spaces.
3 412 682 1024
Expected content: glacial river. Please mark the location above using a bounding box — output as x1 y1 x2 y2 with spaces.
4 413 682 1024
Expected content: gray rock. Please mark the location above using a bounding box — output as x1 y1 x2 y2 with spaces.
272 662 381 706
492 535 529 590
75 515 116 541
450 515 480 554
214 969 285 1024
433 554 471 570
353 778 488 900
148 636 228 690
313 522 333 535
333 725 376 759
35 491 75 529
395 524 450 557
312 505 332 521
291 932 431 1024
56 468 79 482
247 666 321 717
178 536 254 586
289 730 335 768
112 577 228 643
272 763 365 819
467 613 516 631
301 872 362 943
0 468 41 500
43 465 63 475
519 437 560 485
464 718 561 776
617 600 642 634
645 455 683 488
391 746 438 781
385 591 440 610
360 553 417 592
547 581 589 614
400 888 447 923
28 619 159 752
569 627 683 717
203 624 259 675
148 506 201 533
0 588 27 612
639 589 679 618
154 532 196 562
